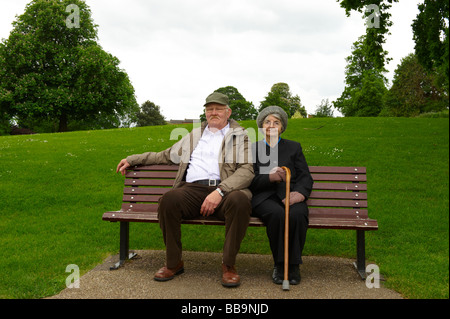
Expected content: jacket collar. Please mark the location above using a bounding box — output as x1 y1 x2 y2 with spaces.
200 119 244 136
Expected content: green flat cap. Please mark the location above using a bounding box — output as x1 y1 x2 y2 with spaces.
204 92 229 107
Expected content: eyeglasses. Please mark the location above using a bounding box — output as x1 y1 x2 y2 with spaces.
263 120 282 127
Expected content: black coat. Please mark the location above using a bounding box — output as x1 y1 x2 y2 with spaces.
250 139 313 208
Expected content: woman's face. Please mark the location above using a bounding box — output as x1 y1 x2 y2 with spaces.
262 114 283 142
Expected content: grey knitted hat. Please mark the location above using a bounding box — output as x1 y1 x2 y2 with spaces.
256 106 288 133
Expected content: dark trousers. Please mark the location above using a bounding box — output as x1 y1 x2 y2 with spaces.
252 195 309 265
158 182 251 269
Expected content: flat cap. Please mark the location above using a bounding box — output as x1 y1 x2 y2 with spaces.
204 92 229 107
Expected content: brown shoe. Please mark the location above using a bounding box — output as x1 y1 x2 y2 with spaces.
221 263 240 287
154 261 184 282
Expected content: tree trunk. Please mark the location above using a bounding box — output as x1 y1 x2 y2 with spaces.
58 113 68 132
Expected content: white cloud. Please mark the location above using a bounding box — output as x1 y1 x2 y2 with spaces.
0 0 421 120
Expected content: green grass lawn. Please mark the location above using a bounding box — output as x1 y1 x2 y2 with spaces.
0 117 448 299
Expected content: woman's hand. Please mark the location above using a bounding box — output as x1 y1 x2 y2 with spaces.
269 167 286 183
282 192 306 206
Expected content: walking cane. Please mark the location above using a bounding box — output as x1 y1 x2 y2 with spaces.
281 166 291 291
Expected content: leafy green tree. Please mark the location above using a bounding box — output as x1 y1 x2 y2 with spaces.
0 0 138 132
338 0 397 71
333 37 388 116
260 83 307 118
314 99 335 118
199 86 257 121
382 53 447 117
335 70 387 117
335 0 397 117
136 101 166 127
412 0 449 97
216 86 257 121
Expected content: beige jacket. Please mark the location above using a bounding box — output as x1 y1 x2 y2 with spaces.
126 120 254 199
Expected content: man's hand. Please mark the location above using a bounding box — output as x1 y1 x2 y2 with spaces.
269 167 286 183
282 192 306 206
116 159 130 176
200 191 223 217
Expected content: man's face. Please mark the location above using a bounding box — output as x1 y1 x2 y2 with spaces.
205 103 231 131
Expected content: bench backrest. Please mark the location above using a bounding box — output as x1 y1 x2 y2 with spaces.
120 165 372 228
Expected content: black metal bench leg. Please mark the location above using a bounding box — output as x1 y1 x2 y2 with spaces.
353 230 367 280
110 222 137 270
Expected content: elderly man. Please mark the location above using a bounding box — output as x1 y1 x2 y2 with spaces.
116 92 254 287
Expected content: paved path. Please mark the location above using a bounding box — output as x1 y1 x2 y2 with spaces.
49 250 402 300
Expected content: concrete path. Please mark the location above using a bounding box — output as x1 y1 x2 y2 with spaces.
49 250 403 300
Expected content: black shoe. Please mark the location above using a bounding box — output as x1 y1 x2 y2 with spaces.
288 264 301 285
272 263 283 285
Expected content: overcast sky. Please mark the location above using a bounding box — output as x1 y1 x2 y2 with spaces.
1 0 422 120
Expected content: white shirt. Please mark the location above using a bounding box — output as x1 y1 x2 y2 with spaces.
186 123 230 182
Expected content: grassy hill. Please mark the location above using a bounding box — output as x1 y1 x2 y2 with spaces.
0 117 448 299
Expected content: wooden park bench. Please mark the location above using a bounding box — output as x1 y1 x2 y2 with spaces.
102 165 378 279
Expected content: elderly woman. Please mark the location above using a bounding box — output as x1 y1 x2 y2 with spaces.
250 106 313 285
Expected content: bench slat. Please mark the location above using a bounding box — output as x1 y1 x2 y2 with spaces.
309 218 378 230
103 211 377 230
111 208 371 220
307 199 368 208
122 193 368 203
123 188 172 195
125 171 178 178
311 174 367 182
131 165 366 174
309 208 369 219
113 208 371 220
123 195 161 202
121 197 368 208
309 191 367 200
309 166 366 174
124 179 175 187
122 189 367 199
132 165 180 171
312 183 367 191
122 203 159 212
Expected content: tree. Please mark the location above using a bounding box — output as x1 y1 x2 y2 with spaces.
314 99 335 117
136 101 166 127
199 86 257 121
338 0 398 70
0 0 138 132
216 86 258 121
382 53 447 117
412 0 449 97
260 83 307 118
334 0 396 117
335 70 387 117
333 37 388 116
